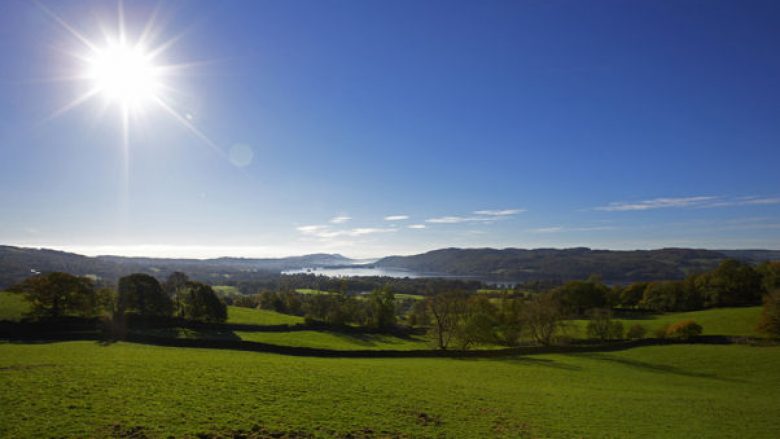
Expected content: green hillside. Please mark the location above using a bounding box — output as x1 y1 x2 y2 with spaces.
0 342 778 438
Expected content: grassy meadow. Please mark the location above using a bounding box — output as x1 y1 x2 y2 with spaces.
0 292 28 321
1 341 778 438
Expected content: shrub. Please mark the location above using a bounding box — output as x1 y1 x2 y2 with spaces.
665 320 702 339
654 324 670 339
626 323 647 339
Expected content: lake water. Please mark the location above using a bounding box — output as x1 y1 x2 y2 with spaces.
281 266 519 286
282 266 431 278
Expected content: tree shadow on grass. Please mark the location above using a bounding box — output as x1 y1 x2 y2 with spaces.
576 353 745 383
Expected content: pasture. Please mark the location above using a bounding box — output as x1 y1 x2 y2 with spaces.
0 341 778 438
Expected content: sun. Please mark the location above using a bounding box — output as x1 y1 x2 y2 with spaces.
85 41 160 110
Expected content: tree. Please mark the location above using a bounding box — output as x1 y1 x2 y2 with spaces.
14 272 99 319
552 277 608 316
757 261 780 293
522 293 564 345
697 259 763 307
586 308 624 341
366 287 396 330
177 281 227 323
453 295 498 349
426 292 468 350
757 290 780 337
620 282 648 308
163 272 190 297
495 298 524 346
117 274 172 318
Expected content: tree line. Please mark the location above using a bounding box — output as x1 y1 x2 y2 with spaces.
13 271 227 324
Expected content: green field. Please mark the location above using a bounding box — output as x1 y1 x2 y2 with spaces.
569 306 764 339
0 341 778 438
226 305 304 326
295 288 336 296
0 292 29 321
236 330 430 350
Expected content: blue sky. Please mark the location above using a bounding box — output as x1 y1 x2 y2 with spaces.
1 0 779 258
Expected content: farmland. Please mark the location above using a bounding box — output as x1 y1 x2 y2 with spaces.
0 341 778 438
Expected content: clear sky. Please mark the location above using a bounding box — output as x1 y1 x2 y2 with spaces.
1 0 779 258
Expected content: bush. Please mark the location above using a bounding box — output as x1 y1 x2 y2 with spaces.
626 323 647 339
665 320 702 339
585 308 623 341
654 324 670 339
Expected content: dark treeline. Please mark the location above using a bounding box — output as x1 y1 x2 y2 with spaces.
12 271 227 327
227 274 485 296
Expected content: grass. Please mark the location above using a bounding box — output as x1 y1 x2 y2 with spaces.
394 293 424 301
226 306 304 326
0 292 30 321
295 288 336 296
235 330 430 350
569 306 764 339
0 341 778 438
212 285 240 296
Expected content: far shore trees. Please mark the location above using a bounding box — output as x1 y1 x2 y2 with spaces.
14 272 102 319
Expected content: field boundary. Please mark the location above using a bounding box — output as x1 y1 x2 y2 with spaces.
1 327 775 358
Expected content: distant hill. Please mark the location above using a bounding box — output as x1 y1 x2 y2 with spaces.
0 245 352 289
375 247 780 283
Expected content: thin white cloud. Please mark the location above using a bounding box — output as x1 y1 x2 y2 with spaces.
473 209 525 216
408 224 427 229
596 196 717 211
426 216 496 224
597 195 780 211
384 215 410 221
297 224 396 239
329 215 351 224
527 226 615 234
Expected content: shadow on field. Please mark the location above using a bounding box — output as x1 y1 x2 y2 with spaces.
577 353 745 383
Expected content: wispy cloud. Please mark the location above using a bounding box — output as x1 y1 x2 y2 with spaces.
425 208 524 224
384 215 409 221
596 196 717 211
408 224 427 229
597 195 780 212
426 216 495 224
297 224 396 239
527 226 615 234
473 209 525 216
329 215 351 224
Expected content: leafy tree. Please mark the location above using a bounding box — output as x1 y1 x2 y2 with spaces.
522 293 564 345
163 272 190 297
757 261 780 293
117 273 172 318
453 295 498 349
757 290 780 337
14 272 99 319
641 281 682 312
620 282 648 308
586 308 624 341
495 298 524 346
365 287 396 330
552 277 608 316
696 259 763 307
177 281 227 323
